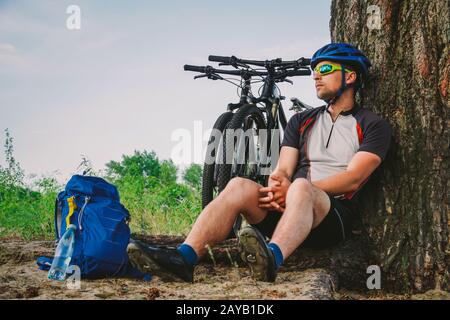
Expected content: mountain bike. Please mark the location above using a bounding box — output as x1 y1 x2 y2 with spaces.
183 63 261 209
184 55 313 235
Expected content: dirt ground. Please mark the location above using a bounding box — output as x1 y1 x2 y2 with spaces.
0 236 448 300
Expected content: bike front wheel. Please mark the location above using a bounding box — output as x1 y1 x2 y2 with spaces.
217 104 268 192
201 111 234 209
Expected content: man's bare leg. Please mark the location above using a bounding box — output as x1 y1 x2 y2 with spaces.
184 177 269 257
127 177 269 282
270 178 331 259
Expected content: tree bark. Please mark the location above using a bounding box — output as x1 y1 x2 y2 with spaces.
330 0 449 292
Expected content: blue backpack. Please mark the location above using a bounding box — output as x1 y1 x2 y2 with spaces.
38 175 148 279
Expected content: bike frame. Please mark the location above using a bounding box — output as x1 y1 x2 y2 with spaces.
226 69 288 131
224 69 289 183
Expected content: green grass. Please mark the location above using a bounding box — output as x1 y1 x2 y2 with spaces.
0 183 56 240
0 178 201 240
0 131 203 240
119 176 202 236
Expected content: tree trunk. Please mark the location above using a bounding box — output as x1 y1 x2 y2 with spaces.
330 0 449 293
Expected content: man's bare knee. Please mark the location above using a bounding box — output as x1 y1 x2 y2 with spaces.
286 178 314 202
223 177 258 196
222 177 267 223
285 178 331 227
225 177 249 191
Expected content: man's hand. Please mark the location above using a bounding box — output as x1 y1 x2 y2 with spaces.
258 174 291 213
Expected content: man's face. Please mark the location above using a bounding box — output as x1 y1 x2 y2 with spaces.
313 60 355 100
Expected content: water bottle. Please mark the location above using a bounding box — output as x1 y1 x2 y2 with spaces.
48 224 76 281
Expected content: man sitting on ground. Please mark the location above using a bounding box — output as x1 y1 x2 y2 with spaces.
127 42 392 283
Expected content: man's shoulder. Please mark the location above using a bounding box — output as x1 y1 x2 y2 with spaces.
294 105 326 121
354 107 391 131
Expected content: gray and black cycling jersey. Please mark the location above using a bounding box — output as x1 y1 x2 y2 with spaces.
281 103 392 201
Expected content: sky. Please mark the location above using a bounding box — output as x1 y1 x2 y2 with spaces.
0 0 331 183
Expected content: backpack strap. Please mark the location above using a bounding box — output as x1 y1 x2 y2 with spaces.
77 196 90 231
66 196 77 229
54 197 62 240
36 256 53 271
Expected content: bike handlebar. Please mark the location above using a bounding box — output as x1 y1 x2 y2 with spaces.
208 55 311 68
208 55 230 64
184 64 267 76
183 65 207 73
284 69 311 76
184 64 311 78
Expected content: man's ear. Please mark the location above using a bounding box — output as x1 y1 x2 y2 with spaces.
346 71 357 86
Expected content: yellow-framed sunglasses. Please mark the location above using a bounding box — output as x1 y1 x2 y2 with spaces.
313 63 353 76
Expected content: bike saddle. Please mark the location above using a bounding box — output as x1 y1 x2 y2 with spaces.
290 97 314 110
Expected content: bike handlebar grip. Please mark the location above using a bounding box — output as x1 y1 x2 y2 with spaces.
302 58 311 65
208 55 231 64
183 65 206 73
286 69 311 76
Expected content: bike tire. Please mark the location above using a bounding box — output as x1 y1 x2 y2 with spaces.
217 104 267 192
201 111 234 209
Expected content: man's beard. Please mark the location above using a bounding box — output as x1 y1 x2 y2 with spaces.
317 88 336 100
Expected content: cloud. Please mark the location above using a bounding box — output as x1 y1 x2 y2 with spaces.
240 40 329 61
0 42 30 72
0 42 25 70
0 43 16 55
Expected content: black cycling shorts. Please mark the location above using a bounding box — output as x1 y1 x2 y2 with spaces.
251 194 356 249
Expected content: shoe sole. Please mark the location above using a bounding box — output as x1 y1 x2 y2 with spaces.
238 227 275 282
127 243 181 282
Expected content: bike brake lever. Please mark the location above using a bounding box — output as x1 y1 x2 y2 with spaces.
208 73 223 80
217 60 245 70
284 79 293 85
194 74 207 80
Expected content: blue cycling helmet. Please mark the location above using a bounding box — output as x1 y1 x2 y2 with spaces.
311 43 372 103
